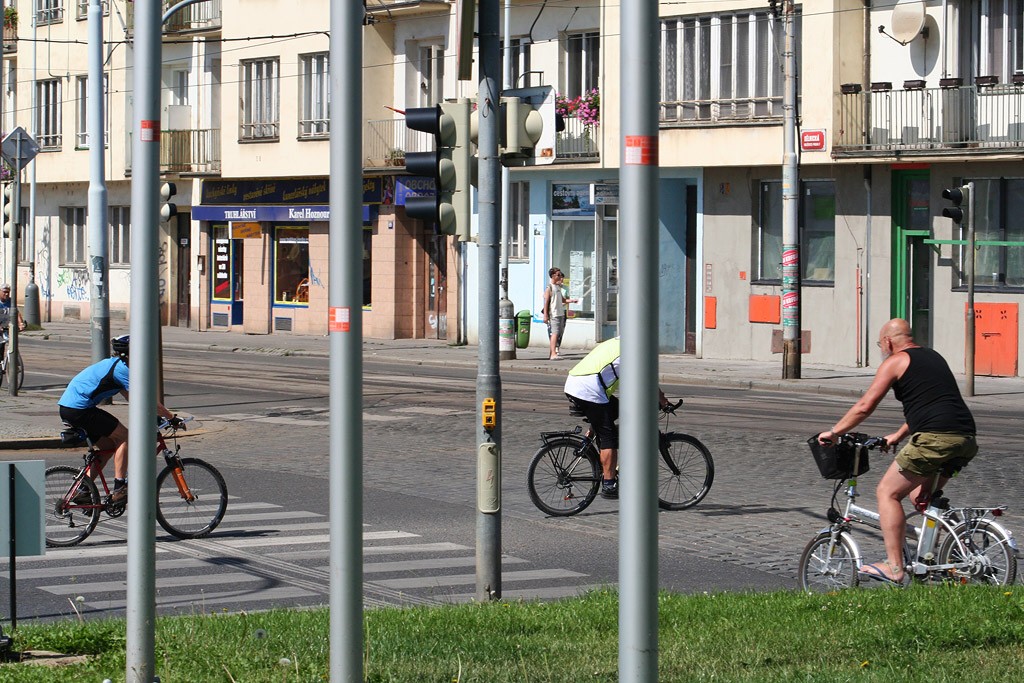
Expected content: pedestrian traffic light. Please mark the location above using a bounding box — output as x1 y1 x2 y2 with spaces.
499 85 560 166
2 182 17 239
941 184 970 226
160 182 178 222
403 99 472 241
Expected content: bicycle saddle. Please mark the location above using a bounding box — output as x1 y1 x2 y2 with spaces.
59 424 88 446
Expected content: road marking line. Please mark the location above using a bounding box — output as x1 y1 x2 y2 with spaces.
374 568 587 590
444 584 605 603
86 586 318 611
217 530 417 548
269 542 472 560
42 572 260 595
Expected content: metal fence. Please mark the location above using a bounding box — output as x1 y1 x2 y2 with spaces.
555 115 600 159
127 128 221 175
835 83 1024 154
659 96 784 125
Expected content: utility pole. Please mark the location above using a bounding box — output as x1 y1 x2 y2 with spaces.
328 0 365 680
88 0 110 364
781 0 801 379
497 0 515 361
964 182 975 397
477 0 503 602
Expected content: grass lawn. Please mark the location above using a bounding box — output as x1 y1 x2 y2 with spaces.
2 586 1023 682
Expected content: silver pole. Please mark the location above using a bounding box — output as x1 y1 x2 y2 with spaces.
125 0 160 678
498 0 515 361
477 0 502 601
88 0 110 363
29 5 38 322
619 0 660 679
965 181 975 396
781 1 801 378
6 137 19 397
329 1 364 680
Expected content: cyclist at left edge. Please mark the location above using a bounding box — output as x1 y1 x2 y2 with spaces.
58 334 178 504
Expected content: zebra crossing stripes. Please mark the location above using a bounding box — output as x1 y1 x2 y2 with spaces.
7 498 592 617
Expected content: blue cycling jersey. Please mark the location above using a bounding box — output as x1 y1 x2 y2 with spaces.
58 357 130 409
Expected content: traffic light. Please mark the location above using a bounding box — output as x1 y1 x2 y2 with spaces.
404 99 472 241
160 182 178 222
2 182 18 239
500 85 559 166
942 184 970 226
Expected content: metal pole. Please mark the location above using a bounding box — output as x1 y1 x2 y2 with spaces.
781 0 801 379
7 464 15 629
125 0 160 678
498 0 515 361
29 7 38 324
7 137 20 397
328 1 364 680
88 0 110 364
965 181 975 396
477 0 502 602
620 0 660 680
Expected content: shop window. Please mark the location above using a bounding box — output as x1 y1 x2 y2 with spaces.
550 218 595 319
755 180 835 284
959 178 1024 288
274 226 309 305
212 224 236 301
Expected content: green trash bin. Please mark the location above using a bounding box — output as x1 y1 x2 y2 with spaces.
515 310 532 349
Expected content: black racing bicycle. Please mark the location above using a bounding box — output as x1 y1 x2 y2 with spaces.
526 399 714 516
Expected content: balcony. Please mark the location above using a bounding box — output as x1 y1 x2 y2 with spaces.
127 128 221 176
2 24 14 54
834 80 1024 157
362 116 600 167
659 96 784 126
365 1 450 20
127 0 222 33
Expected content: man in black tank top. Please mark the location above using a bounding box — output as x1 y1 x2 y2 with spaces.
816 318 977 584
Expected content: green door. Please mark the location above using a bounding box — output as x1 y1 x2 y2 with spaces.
891 170 931 346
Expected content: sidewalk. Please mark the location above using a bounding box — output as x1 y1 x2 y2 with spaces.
3 320 1020 449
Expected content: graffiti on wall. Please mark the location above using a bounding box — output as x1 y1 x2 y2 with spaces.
308 264 324 289
57 268 89 302
38 218 52 300
158 240 169 305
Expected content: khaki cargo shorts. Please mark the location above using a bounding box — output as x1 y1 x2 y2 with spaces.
895 432 978 477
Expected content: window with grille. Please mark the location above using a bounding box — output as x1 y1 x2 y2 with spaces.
61 207 86 266
299 52 330 138
37 79 62 149
661 10 795 123
109 206 131 266
240 58 279 141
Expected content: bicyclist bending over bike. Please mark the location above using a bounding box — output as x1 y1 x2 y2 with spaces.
817 318 977 584
564 337 669 499
57 335 177 504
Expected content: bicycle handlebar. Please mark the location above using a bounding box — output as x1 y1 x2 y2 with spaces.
157 415 193 432
829 432 889 451
661 399 684 415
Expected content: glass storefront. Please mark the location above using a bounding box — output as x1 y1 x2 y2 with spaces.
274 226 309 305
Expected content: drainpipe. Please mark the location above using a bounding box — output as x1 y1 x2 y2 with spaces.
863 167 872 367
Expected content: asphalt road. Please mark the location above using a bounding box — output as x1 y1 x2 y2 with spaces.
3 340 1022 622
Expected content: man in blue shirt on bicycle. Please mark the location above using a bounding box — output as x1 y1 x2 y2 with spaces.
58 335 176 504
817 318 977 584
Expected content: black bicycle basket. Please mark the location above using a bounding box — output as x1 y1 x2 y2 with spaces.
807 433 870 480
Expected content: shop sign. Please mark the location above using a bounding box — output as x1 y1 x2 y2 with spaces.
231 222 262 239
552 184 595 216
591 183 619 205
394 176 435 206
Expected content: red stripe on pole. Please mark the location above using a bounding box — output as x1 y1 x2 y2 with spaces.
624 135 658 165
140 120 160 142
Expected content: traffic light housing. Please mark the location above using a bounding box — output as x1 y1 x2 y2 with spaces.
942 184 970 225
160 182 178 222
404 99 472 241
499 85 559 166
2 182 18 239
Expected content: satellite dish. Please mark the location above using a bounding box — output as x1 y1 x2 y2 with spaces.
891 1 926 45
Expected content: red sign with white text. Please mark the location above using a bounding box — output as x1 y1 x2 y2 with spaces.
800 129 826 152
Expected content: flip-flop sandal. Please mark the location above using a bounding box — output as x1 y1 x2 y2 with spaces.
858 563 906 586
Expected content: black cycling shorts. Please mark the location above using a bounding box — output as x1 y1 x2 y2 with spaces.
59 405 120 443
566 394 619 450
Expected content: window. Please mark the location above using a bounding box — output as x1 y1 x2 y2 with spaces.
75 74 108 149
37 79 62 149
661 10 793 122
960 178 1024 288
299 52 330 138
756 180 836 283
960 0 1024 83
4 60 16 135
36 0 64 25
240 58 279 140
509 38 532 88
109 206 130 266
274 226 309 305
412 43 444 106
76 0 108 20
61 207 86 265
17 207 31 264
564 31 599 99
509 181 530 260
551 218 595 318
212 225 240 302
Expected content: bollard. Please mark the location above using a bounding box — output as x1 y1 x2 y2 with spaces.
23 281 40 326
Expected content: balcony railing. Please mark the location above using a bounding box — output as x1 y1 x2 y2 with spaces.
659 96 784 125
127 0 222 33
556 116 600 159
127 128 221 175
2 24 15 53
835 81 1024 155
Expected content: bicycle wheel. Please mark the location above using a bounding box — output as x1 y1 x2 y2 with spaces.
937 519 1017 585
155 457 228 539
0 351 23 390
657 433 714 510
44 466 100 547
799 531 860 591
527 438 601 516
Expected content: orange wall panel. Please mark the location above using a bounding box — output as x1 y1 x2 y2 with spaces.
704 296 717 329
969 303 1019 377
749 294 781 324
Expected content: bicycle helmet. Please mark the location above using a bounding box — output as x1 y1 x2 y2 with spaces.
111 334 130 358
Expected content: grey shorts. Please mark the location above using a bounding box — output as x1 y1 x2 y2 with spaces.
547 315 566 340
895 432 978 477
